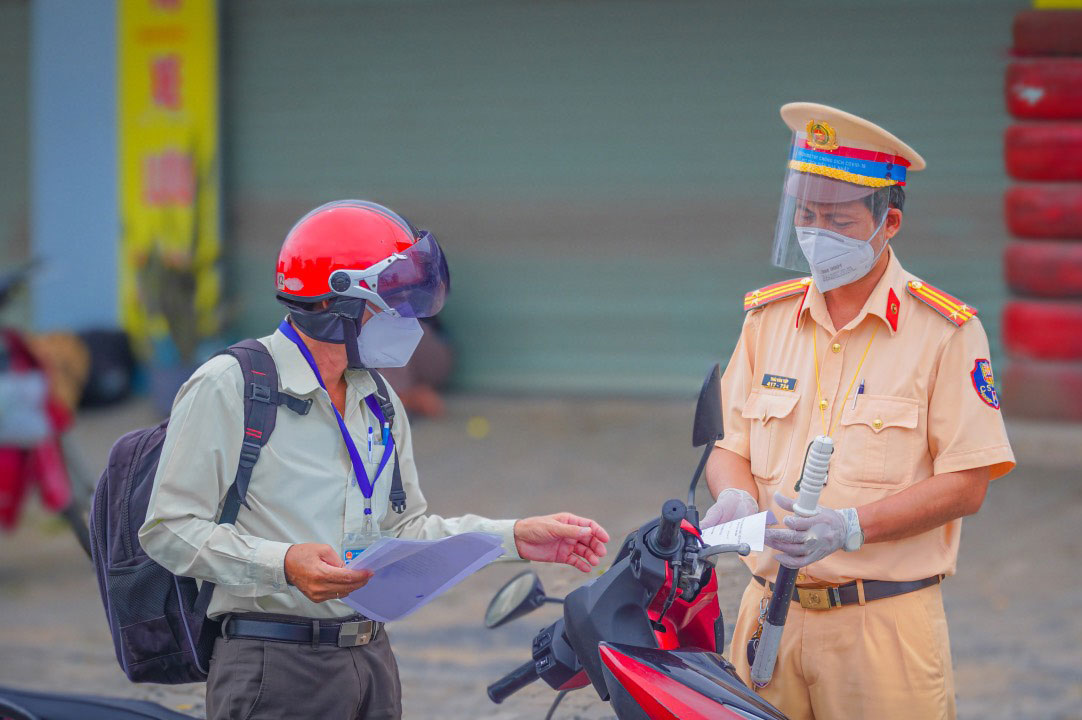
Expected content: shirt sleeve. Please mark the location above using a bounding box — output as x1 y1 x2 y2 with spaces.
379 384 522 561
927 317 1016 480
138 358 292 595
716 310 760 460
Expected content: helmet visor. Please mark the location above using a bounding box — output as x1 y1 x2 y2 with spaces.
772 129 902 272
376 231 450 318
330 230 450 318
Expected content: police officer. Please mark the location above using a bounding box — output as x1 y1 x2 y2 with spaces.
701 104 1015 719
140 200 610 719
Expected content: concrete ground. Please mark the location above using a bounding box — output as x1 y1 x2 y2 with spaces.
0 396 1079 719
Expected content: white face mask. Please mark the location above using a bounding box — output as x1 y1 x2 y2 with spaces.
795 215 888 292
356 312 424 368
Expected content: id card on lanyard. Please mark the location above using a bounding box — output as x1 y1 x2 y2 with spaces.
279 320 395 559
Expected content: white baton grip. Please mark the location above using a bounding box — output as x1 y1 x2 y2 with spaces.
794 435 834 517
749 435 834 687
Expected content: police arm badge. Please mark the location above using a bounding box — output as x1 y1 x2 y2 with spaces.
971 359 1000 410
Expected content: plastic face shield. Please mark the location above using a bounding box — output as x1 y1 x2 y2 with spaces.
329 231 450 318
771 128 904 272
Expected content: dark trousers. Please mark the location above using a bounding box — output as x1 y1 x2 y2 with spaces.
205 626 401 719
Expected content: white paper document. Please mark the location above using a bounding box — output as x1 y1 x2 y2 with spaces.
342 532 505 622
700 511 774 553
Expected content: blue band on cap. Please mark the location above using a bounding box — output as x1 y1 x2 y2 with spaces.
790 146 907 185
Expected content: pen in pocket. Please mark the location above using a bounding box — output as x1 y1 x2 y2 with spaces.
853 380 865 409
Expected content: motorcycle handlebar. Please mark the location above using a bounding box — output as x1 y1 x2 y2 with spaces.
654 499 686 554
487 659 539 704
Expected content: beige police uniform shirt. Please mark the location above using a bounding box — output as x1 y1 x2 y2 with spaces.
718 249 1015 585
139 325 521 619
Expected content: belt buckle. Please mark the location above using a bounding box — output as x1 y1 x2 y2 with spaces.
797 587 837 610
337 620 373 648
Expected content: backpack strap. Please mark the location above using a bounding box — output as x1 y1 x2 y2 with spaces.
368 370 396 430
195 340 311 615
369 371 406 514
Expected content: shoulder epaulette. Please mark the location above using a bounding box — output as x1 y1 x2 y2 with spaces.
906 280 978 327
744 277 812 312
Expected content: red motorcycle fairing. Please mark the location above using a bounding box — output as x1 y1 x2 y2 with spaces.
645 520 720 652
599 642 788 720
647 564 720 652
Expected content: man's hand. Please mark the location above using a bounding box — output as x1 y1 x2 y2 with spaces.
514 513 610 573
764 493 853 569
701 487 759 529
284 543 373 603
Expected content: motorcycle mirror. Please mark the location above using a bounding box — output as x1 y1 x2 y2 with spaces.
484 571 548 629
691 363 724 447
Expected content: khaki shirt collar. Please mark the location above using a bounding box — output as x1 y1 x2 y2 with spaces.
265 322 377 398
798 246 907 336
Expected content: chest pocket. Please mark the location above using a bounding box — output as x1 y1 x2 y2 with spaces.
835 395 920 487
742 389 801 485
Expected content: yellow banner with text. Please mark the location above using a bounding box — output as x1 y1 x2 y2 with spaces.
118 0 219 362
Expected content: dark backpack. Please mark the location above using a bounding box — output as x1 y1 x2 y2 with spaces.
89 339 404 684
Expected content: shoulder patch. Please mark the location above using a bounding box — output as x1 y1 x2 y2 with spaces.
906 280 978 327
744 277 812 312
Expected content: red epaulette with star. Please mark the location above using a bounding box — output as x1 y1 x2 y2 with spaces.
744 277 812 312
906 280 978 327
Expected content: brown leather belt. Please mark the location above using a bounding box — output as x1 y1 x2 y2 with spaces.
753 574 941 610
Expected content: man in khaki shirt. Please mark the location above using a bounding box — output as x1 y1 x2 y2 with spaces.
701 105 1014 720
140 201 610 720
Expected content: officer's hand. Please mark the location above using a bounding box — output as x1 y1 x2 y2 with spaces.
701 488 759 529
284 543 373 603
514 513 610 573
764 493 848 569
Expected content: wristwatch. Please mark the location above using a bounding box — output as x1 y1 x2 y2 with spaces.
840 508 865 552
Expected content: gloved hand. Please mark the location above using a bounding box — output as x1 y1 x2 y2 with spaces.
701 488 759 529
764 493 857 569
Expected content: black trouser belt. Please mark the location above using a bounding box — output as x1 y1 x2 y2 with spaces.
752 574 941 610
221 613 382 647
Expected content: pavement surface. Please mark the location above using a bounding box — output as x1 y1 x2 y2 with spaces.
1 396 1080 719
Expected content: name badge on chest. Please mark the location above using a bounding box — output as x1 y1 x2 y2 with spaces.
761 374 797 392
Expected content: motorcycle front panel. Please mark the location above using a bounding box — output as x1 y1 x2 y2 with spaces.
599 642 788 720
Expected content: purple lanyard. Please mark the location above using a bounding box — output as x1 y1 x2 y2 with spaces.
279 320 394 510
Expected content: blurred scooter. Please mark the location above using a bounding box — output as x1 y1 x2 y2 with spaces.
0 262 92 556
484 365 788 720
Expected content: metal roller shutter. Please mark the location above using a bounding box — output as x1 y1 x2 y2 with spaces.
220 0 1018 394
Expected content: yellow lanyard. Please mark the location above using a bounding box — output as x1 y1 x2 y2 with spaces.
812 324 879 438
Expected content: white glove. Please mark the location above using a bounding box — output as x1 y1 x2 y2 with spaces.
701 488 759 529
764 493 859 569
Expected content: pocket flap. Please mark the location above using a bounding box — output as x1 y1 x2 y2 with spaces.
741 390 800 423
840 395 918 433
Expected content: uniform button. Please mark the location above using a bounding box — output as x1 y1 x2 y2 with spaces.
831 343 842 353
819 399 828 410
872 418 883 430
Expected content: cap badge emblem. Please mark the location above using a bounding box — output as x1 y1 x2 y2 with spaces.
806 119 839 151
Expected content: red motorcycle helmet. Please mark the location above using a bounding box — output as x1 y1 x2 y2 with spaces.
276 199 449 318
275 201 450 366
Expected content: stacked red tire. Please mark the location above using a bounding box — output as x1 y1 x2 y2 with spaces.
1004 9 1082 420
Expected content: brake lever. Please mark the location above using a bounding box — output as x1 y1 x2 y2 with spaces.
697 543 752 565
